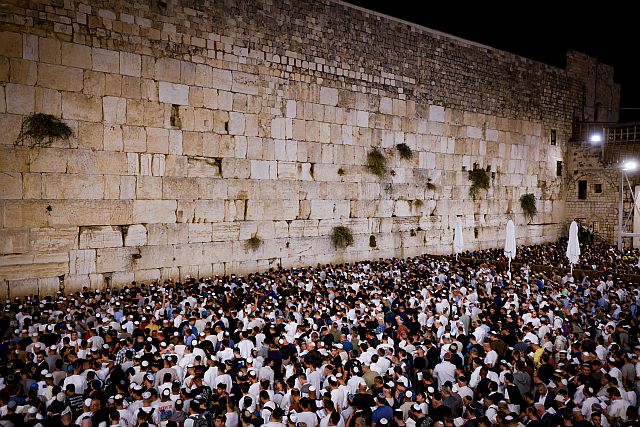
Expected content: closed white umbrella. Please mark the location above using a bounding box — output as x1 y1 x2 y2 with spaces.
454 218 464 260
504 220 516 280
566 221 581 275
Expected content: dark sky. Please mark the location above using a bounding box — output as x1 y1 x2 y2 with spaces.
342 1 639 122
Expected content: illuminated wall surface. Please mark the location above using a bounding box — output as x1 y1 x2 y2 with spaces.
0 0 595 295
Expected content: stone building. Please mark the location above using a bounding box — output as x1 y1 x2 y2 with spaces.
0 0 626 296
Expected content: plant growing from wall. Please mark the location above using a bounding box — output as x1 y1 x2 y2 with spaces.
369 235 377 248
426 182 436 191
337 167 345 176
366 148 387 177
396 143 413 160
520 193 537 223
331 226 353 249
15 113 73 147
468 168 490 199
245 234 262 251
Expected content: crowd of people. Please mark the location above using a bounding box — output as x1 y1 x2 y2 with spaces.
0 248 638 427
463 240 640 276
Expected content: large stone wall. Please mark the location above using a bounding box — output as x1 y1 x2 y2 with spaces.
0 0 582 296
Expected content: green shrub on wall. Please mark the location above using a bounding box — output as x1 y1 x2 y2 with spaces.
367 148 387 177
468 168 490 199
520 193 537 222
244 234 262 251
396 143 413 160
331 226 354 249
16 113 73 147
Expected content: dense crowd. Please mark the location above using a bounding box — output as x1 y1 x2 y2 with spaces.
0 250 638 427
464 240 640 276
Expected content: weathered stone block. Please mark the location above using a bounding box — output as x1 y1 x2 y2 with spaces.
92 47 119 73
136 176 162 199
0 173 22 199
132 200 177 223
158 82 189 106
5 83 34 115
61 42 91 69
79 226 124 249
123 125 147 152
320 87 338 106
62 92 102 122
0 229 29 254
9 59 37 85
124 224 147 246
155 58 181 83
0 32 21 58
70 249 96 275
103 96 127 124
120 52 141 77
0 253 68 281
29 227 78 252
35 87 62 116
104 125 123 151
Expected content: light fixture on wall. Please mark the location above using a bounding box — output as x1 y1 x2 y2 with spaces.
589 133 602 143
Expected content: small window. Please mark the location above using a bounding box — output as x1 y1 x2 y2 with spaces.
550 129 557 145
556 161 563 177
578 180 587 200
594 183 602 194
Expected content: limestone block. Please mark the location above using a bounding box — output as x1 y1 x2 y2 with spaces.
63 274 90 292
272 117 289 139
195 63 212 87
120 52 141 77
83 70 105 97
110 270 134 287
223 199 245 221
220 158 250 179
124 224 147 246
309 200 335 220
188 223 212 242
133 200 176 223
28 148 67 173
134 175 160 199
0 252 68 281
250 160 270 180
70 249 96 275
429 105 445 122
35 87 62 116
62 92 102 122
211 222 240 241
246 199 298 221
0 32 21 58
152 154 165 176
0 229 29 254
277 161 297 180
92 48 119 73
79 226 123 249
320 87 338 106
20 32 37 59
104 125 123 151
103 96 126 124
211 68 232 90
158 82 189 106
133 268 160 283
9 58 37 85
29 227 78 252
61 42 91 69
286 100 297 118
155 57 180 83
5 83 34 115
145 127 169 154
467 126 482 139
95 246 137 273
0 173 22 199
228 111 245 135
39 38 60 64
356 110 369 128
139 154 152 176
379 96 392 114
0 86 4 113
168 130 182 155
123 126 146 152
43 173 104 199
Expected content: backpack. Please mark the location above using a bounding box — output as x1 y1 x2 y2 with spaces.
189 413 210 427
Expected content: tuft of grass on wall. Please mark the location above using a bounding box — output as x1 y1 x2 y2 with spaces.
396 143 413 160
367 148 387 177
331 226 354 249
16 113 73 147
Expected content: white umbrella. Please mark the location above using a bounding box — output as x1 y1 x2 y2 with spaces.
504 220 516 280
453 218 464 260
566 221 581 275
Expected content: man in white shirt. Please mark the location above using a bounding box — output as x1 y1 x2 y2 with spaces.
433 352 456 390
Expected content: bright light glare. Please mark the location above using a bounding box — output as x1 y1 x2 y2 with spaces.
589 133 602 143
622 160 638 171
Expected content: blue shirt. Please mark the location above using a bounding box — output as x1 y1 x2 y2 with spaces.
372 405 393 424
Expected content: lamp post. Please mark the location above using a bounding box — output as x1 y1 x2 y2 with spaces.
618 160 638 251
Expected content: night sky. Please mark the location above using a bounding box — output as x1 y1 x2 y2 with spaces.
342 1 639 122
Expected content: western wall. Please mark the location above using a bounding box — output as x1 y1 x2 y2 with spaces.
0 0 585 296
